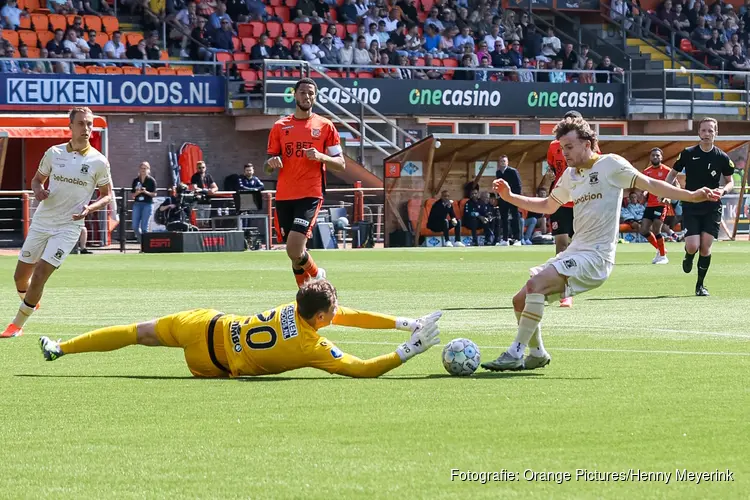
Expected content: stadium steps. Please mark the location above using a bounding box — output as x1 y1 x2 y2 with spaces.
626 38 735 103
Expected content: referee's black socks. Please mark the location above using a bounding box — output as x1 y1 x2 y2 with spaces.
696 254 711 287
683 250 697 274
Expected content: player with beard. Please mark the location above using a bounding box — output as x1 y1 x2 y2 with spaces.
266 78 345 287
640 148 675 264
666 117 735 296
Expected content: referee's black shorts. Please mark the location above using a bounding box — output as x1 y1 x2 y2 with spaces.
275 197 323 242
550 206 574 237
683 207 721 239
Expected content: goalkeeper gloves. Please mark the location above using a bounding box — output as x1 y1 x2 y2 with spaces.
395 322 441 362
396 311 443 334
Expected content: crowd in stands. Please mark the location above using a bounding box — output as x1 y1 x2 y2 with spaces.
619 188 685 242
612 0 750 80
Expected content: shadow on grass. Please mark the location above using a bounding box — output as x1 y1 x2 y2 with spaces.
586 295 691 301
16 374 200 381
442 306 515 311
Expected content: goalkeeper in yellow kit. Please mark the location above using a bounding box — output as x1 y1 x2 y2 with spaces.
39 279 442 378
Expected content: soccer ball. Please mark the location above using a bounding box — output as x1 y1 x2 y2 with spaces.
442 338 481 376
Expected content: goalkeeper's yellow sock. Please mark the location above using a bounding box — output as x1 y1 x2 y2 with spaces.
60 324 138 354
517 310 548 357
508 293 545 359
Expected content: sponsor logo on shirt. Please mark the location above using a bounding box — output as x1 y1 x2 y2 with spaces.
331 346 343 359
230 321 242 352
52 248 64 260
52 174 88 187
311 128 321 138
280 304 298 340
573 192 603 205
80 164 90 174
562 258 577 269
588 172 599 185
293 217 310 228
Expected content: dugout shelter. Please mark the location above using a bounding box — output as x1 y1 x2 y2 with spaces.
383 134 750 247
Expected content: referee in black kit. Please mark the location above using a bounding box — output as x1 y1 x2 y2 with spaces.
666 117 734 296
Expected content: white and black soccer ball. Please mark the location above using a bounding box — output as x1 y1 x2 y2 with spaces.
442 338 481 376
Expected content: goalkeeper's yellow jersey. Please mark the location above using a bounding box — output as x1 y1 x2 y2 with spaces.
219 303 402 378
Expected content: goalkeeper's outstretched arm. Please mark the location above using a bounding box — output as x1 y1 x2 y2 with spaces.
332 306 442 333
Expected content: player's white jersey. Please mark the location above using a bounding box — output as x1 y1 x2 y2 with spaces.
33 143 111 228
550 154 639 264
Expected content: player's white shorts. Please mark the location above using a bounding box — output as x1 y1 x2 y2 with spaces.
530 249 613 301
19 224 82 268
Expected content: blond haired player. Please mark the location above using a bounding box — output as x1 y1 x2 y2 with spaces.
1 107 112 338
40 279 442 379
482 116 720 371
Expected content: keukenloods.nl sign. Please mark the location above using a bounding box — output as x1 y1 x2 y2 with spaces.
267 79 625 118
0 74 225 112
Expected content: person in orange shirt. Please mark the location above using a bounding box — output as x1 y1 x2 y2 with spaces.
266 78 346 287
40 279 443 378
641 148 676 264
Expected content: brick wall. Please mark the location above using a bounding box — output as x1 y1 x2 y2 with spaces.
105 114 270 190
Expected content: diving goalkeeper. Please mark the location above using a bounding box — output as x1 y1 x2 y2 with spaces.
40 279 442 378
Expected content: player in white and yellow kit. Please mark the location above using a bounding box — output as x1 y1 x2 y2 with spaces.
482 116 720 372
39 279 442 378
1 108 112 338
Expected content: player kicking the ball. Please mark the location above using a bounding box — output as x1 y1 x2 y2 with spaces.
481 116 720 371
266 78 345 288
40 279 442 379
2 107 112 338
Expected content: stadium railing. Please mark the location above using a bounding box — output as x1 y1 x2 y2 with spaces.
0 56 224 75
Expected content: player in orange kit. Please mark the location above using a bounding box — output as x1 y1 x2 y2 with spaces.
640 148 676 264
39 279 442 379
266 78 346 287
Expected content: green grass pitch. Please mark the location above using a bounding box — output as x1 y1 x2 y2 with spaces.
0 243 747 499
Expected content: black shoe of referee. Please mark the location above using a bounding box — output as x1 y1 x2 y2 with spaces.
695 285 710 297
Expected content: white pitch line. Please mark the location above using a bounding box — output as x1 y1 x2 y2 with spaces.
557 324 750 339
328 340 750 357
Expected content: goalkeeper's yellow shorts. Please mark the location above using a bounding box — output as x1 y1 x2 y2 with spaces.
154 308 230 378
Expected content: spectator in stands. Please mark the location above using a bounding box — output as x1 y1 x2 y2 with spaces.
18 44 37 74
313 0 332 23
365 22 380 49
517 57 534 82
207 1 231 33
377 20 391 45
70 15 85 37
426 191 464 247
47 29 66 64
692 16 712 45
145 31 162 61
620 192 643 232
104 31 128 61
452 54 475 80
171 1 195 56
578 58 595 83
319 33 340 65
270 35 291 60
724 31 741 57
36 48 54 73
374 51 398 77
595 55 624 83
398 0 418 27
302 33 323 64
87 31 103 61
383 8 399 32
424 8 444 32
423 24 442 56
368 40 380 63
290 40 303 60
422 53 443 79
706 29 728 66
728 44 750 75
454 25 474 51
224 0 248 21
64 28 90 61
394 54 412 79
610 0 632 31
535 59 550 82
484 24 504 52
48 0 76 15
339 0 358 24
132 162 158 244
353 36 371 69
549 58 566 83
72 0 113 16
404 25 423 56
440 27 461 58
0 45 20 73
705 3 723 28
541 26 561 61
517 11 531 39
390 22 408 56
1 0 28 30
490 37 511 67
522 24 542 60
463 189 493 246
294 0 316 22
495 154 522 246
250 33 271 68
382 38 399 64
191 161 218 226
127 39 150 66
475 40 490 64
410 55 428 79
338 36 354 71
575 44 590 71
502 10 521 43
507 40 523 68
363 5 379 31
190 17 212 62
672 3 691 41
560 43 578 70
522 188 548 245
210 18 236 54
141 0 165 32
461 43 478 66
239 163 264 190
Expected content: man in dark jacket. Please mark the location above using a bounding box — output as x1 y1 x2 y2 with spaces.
426 191 465 247
462 189 493 246
495 154 523 245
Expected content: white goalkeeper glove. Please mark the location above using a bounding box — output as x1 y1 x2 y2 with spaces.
395 322 441 362
396 310 443 334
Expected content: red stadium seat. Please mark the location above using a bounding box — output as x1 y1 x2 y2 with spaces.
2 30 19 47
105 66 123 74
19 16 31 30
421 0 434 11
415 57 425 66
357 71 373 78
249 21 264 37
237 23 253 38
274 6 290 22
158 67 176 75
269 0 282 6
26 47 40 57
284 0 296 7
144 67 159 75
346 24 358 35
96 32 109 44
279 38 290 48
74 65 87 74
122 66 142 75
232 36 241 51
19 31 37 47
266 21 282 38
83 15 102 32
242 69 258 81
37 30 54 47
442 58 458 67
233 52 250 70
101 15 119 33
297 22 312 37
66 14 77 26
48 14 66 32
30 13 49 31
125 32 144 46
87 66 106 74
334 24 345 39
160 49 169 60
175 67 194 75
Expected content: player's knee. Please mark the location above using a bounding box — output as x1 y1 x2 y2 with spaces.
699 247 711 257
286 245 305 263
685 241 699 254
512 291 525 312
